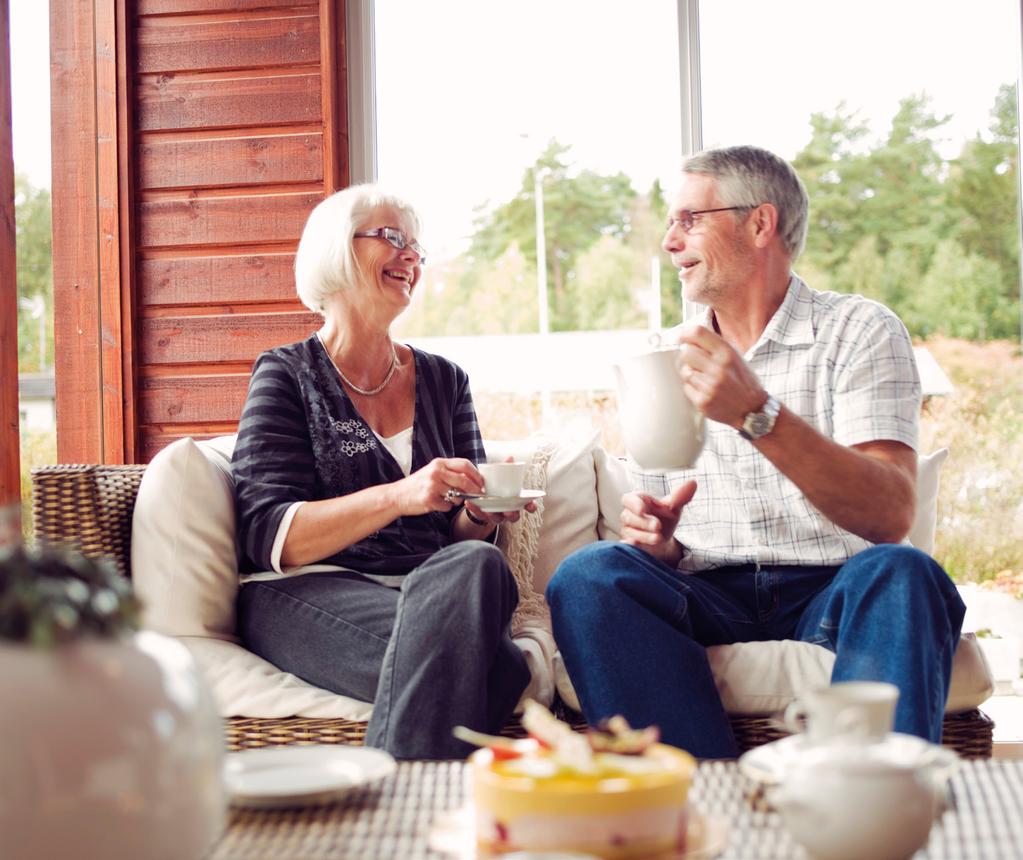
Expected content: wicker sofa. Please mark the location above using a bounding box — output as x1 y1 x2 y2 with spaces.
31 437 996 758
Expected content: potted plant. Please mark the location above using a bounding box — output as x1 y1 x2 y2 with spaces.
0 533 225 860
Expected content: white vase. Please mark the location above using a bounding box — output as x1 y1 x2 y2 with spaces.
0 631 226 860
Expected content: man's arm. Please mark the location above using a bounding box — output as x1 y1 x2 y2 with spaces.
677 324 917 545
753 410 916 544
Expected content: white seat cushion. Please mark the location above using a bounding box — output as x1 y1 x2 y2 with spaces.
131 435 372 720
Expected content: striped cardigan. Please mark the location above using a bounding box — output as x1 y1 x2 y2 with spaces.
232 335 486 577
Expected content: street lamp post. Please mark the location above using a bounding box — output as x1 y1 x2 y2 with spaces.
533 168 551 418
533 168 550 338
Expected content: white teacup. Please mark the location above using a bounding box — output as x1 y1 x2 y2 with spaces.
477 462 527 498
784 681 899 745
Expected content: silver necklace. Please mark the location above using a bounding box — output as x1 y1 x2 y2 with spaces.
317 333 399 396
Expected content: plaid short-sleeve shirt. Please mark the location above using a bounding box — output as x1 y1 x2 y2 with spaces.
633 275 921 573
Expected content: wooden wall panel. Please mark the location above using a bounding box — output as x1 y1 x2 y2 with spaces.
131 2 347 459
138 191 321 248
138 0 315 15
53 0 347 463
140 312 318 365
138 252 296 306
141 374 250 424
136 72 321 131
137 14 319 74
138 132 322 189
51 0 107 463
0 0 20 506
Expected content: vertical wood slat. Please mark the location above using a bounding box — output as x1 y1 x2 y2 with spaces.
96 0 130 463
320 0 346 190
50 0 104 463
0 0 21 507
115 0 138 462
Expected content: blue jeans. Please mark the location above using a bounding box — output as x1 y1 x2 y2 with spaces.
546 542 965 759
237 540 531 760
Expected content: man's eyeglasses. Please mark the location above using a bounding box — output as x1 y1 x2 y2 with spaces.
666 206 754 234
353 226 427 265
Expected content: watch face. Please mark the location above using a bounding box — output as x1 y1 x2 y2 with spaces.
751 415 770 436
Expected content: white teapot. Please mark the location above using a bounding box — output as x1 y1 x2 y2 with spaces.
613 339 705 471
770 744 942 860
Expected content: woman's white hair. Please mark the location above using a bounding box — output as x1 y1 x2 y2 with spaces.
294 183 423 315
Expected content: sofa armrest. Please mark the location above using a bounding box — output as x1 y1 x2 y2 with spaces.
31 464 147 579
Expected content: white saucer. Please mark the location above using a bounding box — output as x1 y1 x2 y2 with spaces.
738 732 960 787
471 489 546 513
428 804 727 859
223 745 396 809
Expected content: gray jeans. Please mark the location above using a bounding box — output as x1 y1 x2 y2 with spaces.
236 540 530 759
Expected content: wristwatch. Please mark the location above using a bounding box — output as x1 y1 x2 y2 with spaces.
739 394 781 441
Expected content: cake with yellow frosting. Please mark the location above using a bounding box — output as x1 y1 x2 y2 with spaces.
465 703 696 859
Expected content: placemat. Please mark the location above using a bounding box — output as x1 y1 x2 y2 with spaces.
209 758 1023 859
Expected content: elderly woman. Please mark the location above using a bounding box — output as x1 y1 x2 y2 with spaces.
231 185 532 759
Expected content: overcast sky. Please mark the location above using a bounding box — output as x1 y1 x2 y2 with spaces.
10 1 1021 262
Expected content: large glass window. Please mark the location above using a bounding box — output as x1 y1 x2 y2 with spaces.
699 0 1023 589
375 1 685 443
10 0 54 536
373 0 1023 593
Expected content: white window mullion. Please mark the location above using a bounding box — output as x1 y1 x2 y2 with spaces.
678 0 704 322
677 0 703 158
346 0 378 184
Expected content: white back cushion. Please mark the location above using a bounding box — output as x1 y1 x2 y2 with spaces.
131 437 239 641
131 435 371 720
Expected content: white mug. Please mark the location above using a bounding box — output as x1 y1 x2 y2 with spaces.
784 681 899 744
477 462 527 498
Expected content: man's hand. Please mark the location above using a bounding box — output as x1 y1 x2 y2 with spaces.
620 480 697 566
676 324 767 431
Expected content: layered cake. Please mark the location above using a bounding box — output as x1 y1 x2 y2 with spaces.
466 702 696 859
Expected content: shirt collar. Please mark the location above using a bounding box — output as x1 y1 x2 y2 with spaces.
699 273 816 356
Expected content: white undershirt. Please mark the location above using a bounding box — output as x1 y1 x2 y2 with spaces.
373 425 414 476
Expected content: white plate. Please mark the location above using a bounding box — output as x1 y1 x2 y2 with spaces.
428 805 727 859
469 489 546 513
223 745 397 809
738 732 960 786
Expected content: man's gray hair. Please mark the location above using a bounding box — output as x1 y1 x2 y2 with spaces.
683 145 809 260
295 183 423 315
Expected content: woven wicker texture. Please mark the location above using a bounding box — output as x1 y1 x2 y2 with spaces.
209 759 1023 859
33 464 995 759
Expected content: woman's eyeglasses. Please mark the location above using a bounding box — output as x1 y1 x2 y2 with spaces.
354 227 427 264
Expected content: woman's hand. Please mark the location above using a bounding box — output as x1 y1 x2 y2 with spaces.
620 480 697 566
390 457 485 516
462 498 538 527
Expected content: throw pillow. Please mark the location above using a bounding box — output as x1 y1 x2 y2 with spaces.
489 431 601 633
131 437 239 641
907 447 949 555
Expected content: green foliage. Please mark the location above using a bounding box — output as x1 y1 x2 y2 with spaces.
0 543 140 647
466 140 639 331
14 173 53 372
795 90 1021 340
918 337 1023 585
402 87 1020 342
19 428 56 542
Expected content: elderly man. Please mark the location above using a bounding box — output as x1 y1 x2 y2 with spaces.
547 145 965 759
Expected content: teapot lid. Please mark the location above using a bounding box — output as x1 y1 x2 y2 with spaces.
793 741 924 777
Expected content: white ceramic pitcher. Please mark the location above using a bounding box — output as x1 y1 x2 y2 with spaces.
613 343 705 471
770 744 942 860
